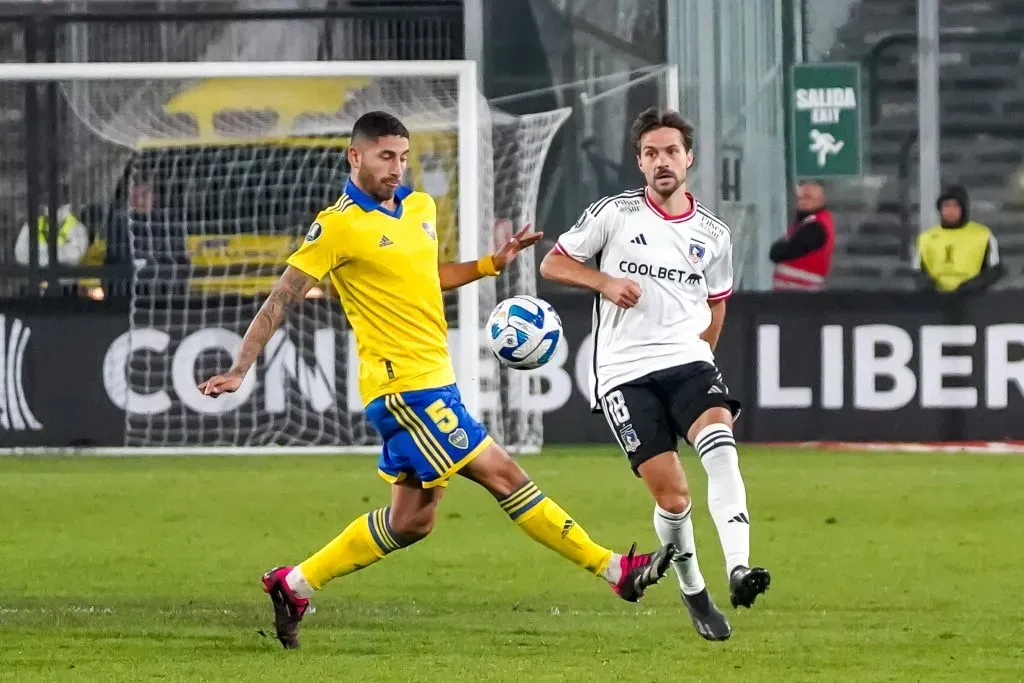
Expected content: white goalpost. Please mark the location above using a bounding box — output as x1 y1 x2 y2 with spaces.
0 60 571 454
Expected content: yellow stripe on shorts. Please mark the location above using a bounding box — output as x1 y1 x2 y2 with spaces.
392 394 455 472
384 394 445 475
384 394 452 475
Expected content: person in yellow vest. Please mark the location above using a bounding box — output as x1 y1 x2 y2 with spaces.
13 203 89 269
13 204 96 295
913 185 1002 293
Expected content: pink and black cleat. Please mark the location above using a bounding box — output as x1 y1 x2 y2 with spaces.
611 542 676 603
260 566 309 649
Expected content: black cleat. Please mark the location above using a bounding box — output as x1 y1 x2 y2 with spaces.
611 543 676 603
729 565 771 608
261 566 310 649
682 588 732 641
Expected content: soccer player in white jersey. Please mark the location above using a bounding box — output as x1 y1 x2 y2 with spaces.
540 107 770 641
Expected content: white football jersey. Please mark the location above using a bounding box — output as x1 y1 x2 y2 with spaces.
553 187 733 409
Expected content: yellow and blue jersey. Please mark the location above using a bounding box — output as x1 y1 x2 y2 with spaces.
287 178 455 405
286 178 490 487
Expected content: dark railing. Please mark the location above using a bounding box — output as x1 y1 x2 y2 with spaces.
862 29 1024 246
863 28 1024 126
0 3 463 297
896 122 1024 240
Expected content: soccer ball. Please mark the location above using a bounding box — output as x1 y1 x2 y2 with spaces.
486 295 563 370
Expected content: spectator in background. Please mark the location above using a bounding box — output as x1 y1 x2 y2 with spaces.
913 185 1002 294
13 203 90 295
768 181 835 291
102 181 157 297
106 181 155 266
14 203 89 269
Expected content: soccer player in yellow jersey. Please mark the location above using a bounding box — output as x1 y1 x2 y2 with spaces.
199 111 674 649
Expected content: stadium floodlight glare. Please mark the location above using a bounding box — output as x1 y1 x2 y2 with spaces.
0 60 570 454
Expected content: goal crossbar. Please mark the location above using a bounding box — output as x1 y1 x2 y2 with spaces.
0 60 477 81
0 59 483 418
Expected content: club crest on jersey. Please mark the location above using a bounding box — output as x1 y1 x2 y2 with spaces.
305 222 322 242
688 242 706 265
422 221 436 240
448 428 469 450
619 425 641 453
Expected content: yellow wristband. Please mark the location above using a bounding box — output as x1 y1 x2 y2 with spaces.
476 254 501 277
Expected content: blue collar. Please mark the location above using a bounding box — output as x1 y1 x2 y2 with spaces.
344 178 412 218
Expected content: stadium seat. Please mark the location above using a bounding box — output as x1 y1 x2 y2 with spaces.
820 0 1024 290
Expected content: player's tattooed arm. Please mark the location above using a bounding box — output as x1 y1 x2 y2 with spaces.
199 266 315 395
234 266 315 374
702 298 727 350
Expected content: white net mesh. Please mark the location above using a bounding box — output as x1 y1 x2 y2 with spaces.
487 108 571 449
44 67 568 451
0 79 29 297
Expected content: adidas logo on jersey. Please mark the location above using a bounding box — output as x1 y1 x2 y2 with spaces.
629 233 648 245
379 235 393 247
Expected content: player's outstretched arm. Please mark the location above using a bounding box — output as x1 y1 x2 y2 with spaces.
539 251 641 310
438 259 494 291
438 225 543 291
199 266 317 395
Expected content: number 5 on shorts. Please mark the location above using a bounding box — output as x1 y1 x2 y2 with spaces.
426 399 459 434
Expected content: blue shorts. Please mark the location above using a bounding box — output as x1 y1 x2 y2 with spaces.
365 384 492 488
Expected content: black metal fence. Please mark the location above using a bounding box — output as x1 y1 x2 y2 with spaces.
862 28 1024 242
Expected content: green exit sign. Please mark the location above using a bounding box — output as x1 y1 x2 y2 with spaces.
790 62 864 179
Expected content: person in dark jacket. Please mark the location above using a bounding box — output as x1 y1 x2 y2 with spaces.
913 185 1002 293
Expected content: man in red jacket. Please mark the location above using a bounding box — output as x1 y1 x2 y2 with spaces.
769 181 835 291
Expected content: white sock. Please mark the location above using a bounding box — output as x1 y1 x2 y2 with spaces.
694 423 750 577
285 566 316 599
653 503 706 595
600 553 624 584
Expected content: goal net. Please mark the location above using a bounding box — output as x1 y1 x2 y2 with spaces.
12 61 569 453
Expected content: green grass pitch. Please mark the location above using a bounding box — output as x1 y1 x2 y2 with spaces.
1 446 1022 682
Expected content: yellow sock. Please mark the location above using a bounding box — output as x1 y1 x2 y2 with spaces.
297 506 407 590
499 480 614 576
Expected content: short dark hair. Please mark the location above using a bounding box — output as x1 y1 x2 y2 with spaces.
352 111 409 142
630 106 694 154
